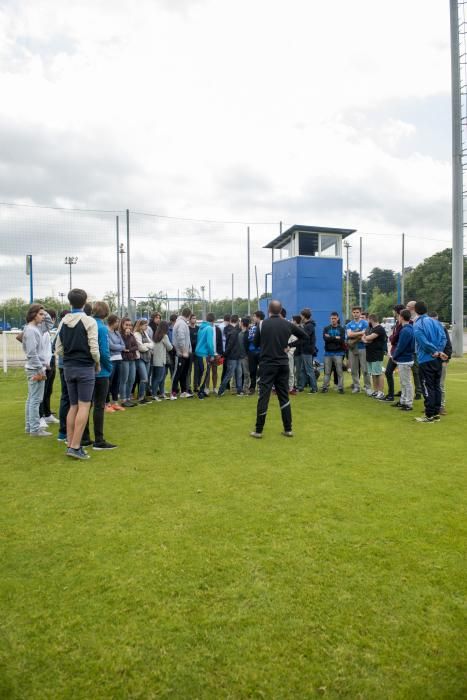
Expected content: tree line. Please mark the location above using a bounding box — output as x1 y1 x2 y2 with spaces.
0 249 464 328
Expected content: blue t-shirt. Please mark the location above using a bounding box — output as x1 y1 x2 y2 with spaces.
346 319 369 350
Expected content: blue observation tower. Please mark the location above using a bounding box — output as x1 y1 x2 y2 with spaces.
262 224 356 358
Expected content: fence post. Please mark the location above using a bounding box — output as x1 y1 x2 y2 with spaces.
2 331 7 374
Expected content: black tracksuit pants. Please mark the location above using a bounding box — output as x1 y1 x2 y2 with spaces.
172 356 190 394
248 351 260 391
39 360 56 417
385 357 396 397
412 356 423 396
255 362 292 433
82 377 110 444
419 359 442 418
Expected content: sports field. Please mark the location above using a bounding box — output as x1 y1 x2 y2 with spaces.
1 362 466 699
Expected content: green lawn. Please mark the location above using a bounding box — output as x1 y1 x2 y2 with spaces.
0 362 466 699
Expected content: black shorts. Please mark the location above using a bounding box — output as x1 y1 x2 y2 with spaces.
64 366 95 405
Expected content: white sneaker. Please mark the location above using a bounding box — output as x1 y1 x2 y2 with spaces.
180 392 188 398
39 418 48 429
170 394 178 401
45 414 60 424
365 389 374 396
204 388 210 395
375 391 385 399
30 429 52 437
213 389 219 395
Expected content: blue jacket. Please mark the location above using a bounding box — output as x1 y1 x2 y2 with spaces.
247 324 260 353
195 321 215 358
108 329 125 356
95 318 112 378
392 324 414 363
413 315 447 364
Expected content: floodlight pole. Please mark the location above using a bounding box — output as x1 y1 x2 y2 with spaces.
344 241 351 320
64 256 78 292
450 0 464 356
359 237 363 307
116 216 121 314
231 273 234 314
247 226 251 315
126 209 131 317
401 232 406 304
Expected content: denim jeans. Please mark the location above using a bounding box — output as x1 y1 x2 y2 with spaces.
219 359 243 394
298 354 317 391
25 369 45 433
108 360 121 402
151 365 167 396
119 360 136 401
136 358 150 399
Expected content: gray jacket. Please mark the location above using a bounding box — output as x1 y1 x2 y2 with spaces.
172 316 191 356
151 335 173 367
23 324 47 372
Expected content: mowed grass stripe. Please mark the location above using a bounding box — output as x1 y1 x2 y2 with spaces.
0 361 465 699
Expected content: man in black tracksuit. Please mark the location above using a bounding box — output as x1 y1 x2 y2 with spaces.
251 300 306 438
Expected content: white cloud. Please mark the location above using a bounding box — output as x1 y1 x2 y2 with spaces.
0 0 456 302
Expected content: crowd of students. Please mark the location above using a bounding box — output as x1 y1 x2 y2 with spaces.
21 288 452 458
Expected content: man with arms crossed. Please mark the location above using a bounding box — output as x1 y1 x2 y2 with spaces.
250 300 306 439
321 312 346 394
346 306 371 394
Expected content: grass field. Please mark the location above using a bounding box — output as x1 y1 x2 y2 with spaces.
1 362 466 699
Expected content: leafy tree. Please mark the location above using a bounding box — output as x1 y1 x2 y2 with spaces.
404 248 466 321
367 268 397 302
103 291 118 312
367 287 397 319
349 270 361 301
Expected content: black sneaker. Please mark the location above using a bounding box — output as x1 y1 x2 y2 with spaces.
414 394 422 400
382 395 394 402
93 441 118 450
399 405 413 411
321 387 329 393
138 397 151 405
392 402 402 408
81 439 93 447
338 388 344 394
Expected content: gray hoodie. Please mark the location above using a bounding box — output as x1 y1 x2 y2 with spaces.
172 316 191 357
22 324 47 372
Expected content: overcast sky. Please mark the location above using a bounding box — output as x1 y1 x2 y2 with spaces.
0 0 457 302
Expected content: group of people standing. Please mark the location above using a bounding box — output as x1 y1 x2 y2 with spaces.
20 288 452 456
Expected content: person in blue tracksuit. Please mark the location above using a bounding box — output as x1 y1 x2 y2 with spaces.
413 301 448 422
